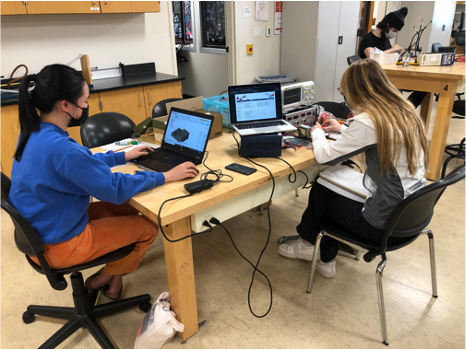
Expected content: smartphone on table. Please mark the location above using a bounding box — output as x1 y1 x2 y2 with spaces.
225 163 257 175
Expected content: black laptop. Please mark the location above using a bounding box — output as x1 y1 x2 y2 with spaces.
132 107 214 172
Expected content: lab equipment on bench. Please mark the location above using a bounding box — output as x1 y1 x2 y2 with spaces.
281 81 315 113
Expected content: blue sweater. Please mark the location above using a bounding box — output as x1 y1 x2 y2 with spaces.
9 122 165 245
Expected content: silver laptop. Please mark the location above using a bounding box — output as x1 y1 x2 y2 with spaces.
228 83 297 136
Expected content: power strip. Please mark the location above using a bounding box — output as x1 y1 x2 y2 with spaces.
284 106 318 127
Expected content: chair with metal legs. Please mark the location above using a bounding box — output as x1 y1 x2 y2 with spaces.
306 165 465 345
1 173 152 348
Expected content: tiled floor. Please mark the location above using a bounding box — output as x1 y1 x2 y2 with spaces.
1 102 464 349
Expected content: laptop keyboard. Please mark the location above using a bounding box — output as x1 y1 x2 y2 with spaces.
139 148 198 165
236 120 287 130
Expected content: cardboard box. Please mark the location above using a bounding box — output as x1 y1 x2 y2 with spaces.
419 53 455 66
151 97 223 143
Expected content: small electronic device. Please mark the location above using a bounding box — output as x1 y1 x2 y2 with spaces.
284 105 318 127
228 83 297 136
298 125 312 139
240 133 282 158
281 81 315 113
225 163 257 175
184 179 214 194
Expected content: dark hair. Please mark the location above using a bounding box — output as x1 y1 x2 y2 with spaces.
376 20 389 42
15 64 86 161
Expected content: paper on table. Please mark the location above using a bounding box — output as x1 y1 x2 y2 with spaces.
98 139 161 168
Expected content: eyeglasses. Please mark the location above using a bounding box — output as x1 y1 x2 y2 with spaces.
337 87 344 96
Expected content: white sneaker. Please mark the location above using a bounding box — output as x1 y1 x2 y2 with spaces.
278 237 318 261
312 259 336 278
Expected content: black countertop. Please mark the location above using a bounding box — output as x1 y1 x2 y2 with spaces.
1 72 185 107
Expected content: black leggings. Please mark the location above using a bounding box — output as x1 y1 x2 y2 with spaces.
296 182 385 262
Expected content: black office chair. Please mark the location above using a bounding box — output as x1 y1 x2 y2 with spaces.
80 112 136 148
347 55 361 66
1 173 152 349
456 29 465 47
306 165 465 345
313 101 352 119
152 98 183 119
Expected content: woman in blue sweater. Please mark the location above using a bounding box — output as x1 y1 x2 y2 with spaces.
9 64 198 300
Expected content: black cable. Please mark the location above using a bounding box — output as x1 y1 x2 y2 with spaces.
230 131 274 318
157 151 232 243
275 156 312 189
210 218 273 318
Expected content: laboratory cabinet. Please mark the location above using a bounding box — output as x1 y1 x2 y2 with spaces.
280 1 360 102
1 81 182 178
0 1 160 15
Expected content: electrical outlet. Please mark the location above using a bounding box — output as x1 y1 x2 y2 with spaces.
266 27 271 37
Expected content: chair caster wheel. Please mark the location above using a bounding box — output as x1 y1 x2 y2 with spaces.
139 302 152 313
22 311 35 324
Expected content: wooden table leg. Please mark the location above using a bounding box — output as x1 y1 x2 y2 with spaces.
162 217 199 340
420 92 434 128
425 83 458 180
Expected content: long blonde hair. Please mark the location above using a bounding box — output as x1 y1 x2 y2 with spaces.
339 59 429 176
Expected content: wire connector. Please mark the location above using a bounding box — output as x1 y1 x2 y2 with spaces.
209 217 221 226
202 220 213 228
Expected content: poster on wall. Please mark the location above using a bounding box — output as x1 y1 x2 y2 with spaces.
255 1 268 21
274 1 282 36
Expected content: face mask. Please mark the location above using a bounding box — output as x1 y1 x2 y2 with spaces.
67 103 89 127
386 29 397 39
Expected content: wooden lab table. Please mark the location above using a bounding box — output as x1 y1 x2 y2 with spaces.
382 62 465 180
96 135 324 340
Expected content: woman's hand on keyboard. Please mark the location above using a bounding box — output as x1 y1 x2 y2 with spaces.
124 146 154 162
163 162 199 183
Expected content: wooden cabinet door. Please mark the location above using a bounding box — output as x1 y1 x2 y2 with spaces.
1 1 28 15
98 87 147 125
100 1 160 13
143 81 183 118
67 93 101 145
26 1 101 14
1 105 20 178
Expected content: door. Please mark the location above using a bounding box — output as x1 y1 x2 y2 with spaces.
332 1 360 102
98 87 148 125
314 2 340 102
26 1 101 14
1 1 27 15
100 1 160 13
143 82 183 119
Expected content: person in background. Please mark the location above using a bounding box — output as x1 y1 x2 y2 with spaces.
9 64 198 300
358 7 427 109
278 59 428 278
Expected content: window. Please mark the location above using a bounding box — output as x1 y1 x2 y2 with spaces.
172 1 193 45
200 1 226 49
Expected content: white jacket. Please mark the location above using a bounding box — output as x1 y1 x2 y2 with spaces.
311 113 426 229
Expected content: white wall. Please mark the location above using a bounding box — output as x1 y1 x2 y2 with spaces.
1 2 177 78
234 1 281 84
428 1 456 48
176 1 228 98
397 2 435 53
398 1 455 54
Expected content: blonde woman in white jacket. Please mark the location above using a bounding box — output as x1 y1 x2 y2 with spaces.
278 59 429 278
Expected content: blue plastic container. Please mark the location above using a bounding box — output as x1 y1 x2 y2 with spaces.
202 94 232 129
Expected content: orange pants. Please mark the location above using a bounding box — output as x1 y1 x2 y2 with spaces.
32 202 158 275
